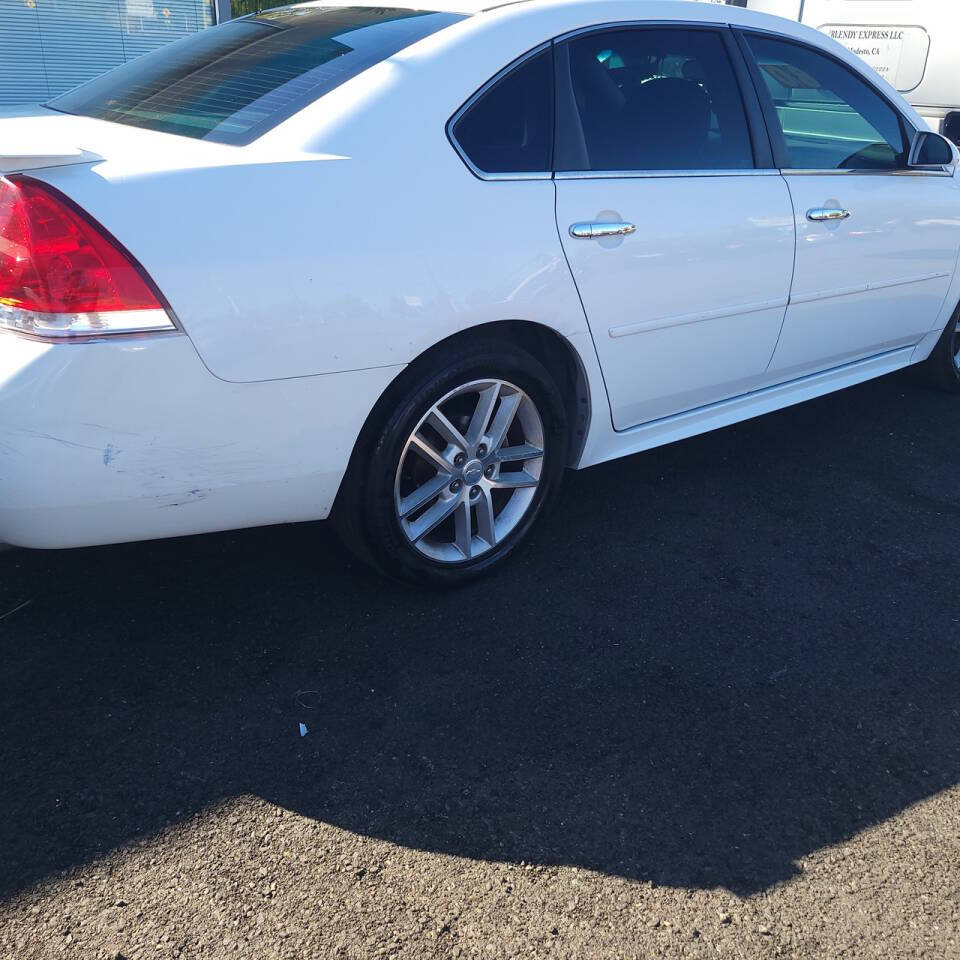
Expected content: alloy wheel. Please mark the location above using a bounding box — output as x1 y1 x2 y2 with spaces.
393 379 545 563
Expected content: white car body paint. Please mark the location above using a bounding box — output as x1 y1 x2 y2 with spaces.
0 333 401 547
770 172 960 380
555 171 796 428
0 0 958 550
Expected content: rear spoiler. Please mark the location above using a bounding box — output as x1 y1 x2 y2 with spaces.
0 147 102 175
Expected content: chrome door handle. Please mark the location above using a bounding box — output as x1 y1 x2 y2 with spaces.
569 221 637 239
807 207 851 222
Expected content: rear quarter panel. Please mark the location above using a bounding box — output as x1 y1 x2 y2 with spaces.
32 10 588 384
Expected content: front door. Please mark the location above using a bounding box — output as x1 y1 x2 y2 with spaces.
553 25 796 430
742 31 960 380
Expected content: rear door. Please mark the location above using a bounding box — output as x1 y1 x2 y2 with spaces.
741 30 960 380
553 24 796 430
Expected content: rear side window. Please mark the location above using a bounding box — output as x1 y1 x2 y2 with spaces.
451 48 554 175
556 28 755 172
744 34 908 171
48 6 465 145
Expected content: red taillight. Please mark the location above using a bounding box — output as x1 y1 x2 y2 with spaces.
0 175 174 339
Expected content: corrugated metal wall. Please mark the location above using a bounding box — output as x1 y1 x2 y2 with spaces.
0 0 216 107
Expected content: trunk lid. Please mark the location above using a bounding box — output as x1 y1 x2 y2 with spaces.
0 107 233 175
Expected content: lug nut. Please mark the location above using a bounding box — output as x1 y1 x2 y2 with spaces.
450 479 462 493
470 485 481 499
484 465 495 479
477 444 487 457
454 453 466 467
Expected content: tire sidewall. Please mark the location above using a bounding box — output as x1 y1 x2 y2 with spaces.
360 343 568 585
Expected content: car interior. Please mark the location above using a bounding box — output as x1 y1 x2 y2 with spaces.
561 29 754 171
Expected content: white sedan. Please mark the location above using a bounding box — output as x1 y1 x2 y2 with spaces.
1 0 959 583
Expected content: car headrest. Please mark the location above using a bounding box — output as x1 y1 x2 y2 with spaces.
570 46 627 119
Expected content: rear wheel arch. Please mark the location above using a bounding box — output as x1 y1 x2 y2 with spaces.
330 320 591 572
340 320 590 481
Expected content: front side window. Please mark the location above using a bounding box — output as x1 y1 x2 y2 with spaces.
744 34 908 171
49 6 464 145
556 28 755 172
451 48 554 175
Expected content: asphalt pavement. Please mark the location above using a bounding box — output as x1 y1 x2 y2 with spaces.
1 367 959 959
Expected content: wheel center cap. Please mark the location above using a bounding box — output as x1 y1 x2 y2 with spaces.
462 459 483 484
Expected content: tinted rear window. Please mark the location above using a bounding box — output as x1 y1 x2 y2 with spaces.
48 5 464 145
452 48 554 175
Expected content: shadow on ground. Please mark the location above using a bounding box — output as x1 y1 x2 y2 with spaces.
1 370 959 900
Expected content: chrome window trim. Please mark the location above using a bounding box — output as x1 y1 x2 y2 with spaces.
555 169 777 180
446 41 554 183
553 19 730 45
446 19 951 183
447 19 762 182
780 167 953 177
456 169 553 182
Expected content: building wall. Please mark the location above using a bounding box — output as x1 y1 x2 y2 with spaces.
229 1 289 16
0 0 219 107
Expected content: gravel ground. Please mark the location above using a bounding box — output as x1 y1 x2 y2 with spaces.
1 368 959 959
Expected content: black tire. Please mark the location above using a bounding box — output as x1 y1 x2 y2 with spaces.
334 337 568 586
924 305 960 393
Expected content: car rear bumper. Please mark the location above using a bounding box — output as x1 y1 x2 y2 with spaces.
0 333 400 549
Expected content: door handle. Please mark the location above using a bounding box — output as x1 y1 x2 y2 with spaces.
807 207 851 222
569 221 637 239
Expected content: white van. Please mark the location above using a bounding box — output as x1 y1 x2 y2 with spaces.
720 1 960 143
